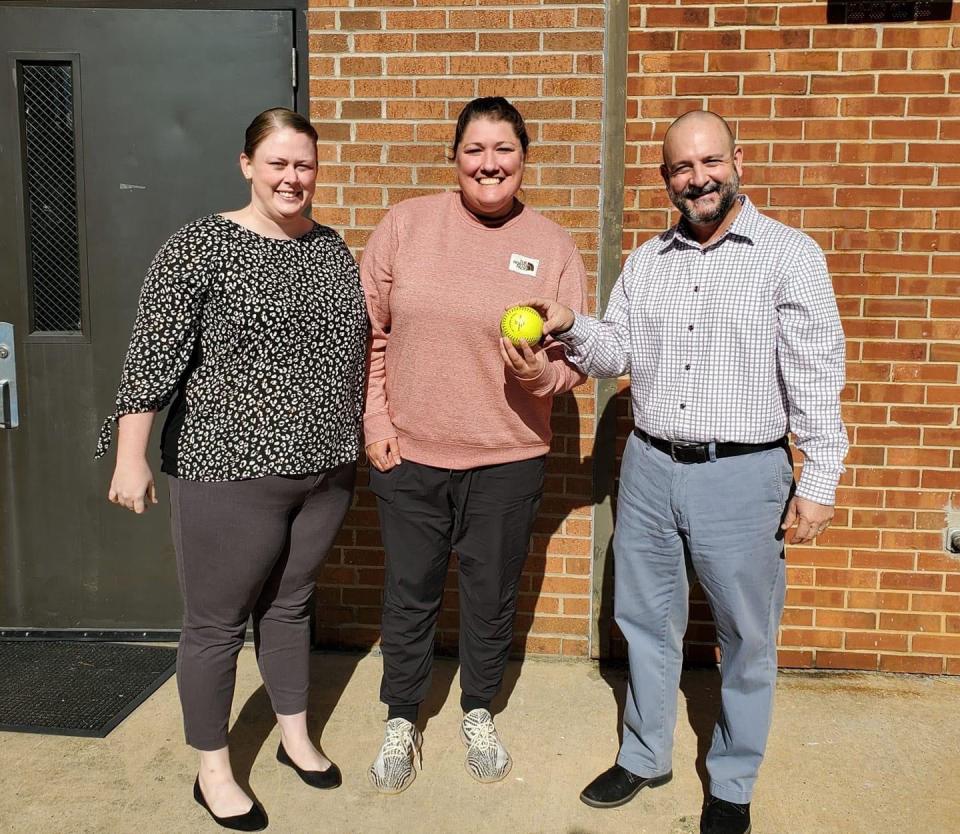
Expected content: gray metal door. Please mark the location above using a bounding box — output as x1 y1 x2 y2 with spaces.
0 7 296 630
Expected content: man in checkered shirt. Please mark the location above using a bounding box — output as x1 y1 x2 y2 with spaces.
518 111 847 834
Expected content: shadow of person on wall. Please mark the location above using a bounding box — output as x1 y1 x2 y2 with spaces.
492 386 595 711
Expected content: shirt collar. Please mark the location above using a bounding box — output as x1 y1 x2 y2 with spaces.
659 194 758 253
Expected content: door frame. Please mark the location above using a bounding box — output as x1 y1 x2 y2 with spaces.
0 0 309 643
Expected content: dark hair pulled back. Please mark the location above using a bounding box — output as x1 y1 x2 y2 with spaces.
451 97 529 157
243 107 318 158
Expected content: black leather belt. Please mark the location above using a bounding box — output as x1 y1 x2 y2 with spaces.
634 428 788 464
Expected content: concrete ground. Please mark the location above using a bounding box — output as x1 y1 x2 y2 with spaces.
1 648 958 834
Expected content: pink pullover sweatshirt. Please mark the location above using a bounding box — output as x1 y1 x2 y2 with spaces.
361 191 587 469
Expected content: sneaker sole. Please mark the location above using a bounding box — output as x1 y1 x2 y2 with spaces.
463 754 513 784
579 770 673 809
368 770 416 795
459 726 513 784
368 734 423 795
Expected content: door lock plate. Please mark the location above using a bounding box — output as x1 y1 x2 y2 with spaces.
0 322 19 428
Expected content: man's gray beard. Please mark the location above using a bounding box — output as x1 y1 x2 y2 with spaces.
669 173 740 224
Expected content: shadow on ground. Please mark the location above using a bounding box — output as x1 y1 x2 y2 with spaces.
227 649 377 797
598 661 722 799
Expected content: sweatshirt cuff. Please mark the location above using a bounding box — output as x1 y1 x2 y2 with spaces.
362 411 397 446
514 360 557 398
796 467 840 506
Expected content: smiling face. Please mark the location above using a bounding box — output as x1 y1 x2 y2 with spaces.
455 117 525 220
661 116 743 227
239 127 317 225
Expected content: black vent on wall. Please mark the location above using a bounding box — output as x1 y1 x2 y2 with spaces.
827 1 954 23
19 62 83 333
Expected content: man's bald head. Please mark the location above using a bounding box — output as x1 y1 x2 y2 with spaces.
662 111 736 165
659 110 743 231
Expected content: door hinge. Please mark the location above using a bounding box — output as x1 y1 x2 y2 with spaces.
291 47 297 89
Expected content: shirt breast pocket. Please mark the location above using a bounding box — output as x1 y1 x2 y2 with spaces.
707 276 775 344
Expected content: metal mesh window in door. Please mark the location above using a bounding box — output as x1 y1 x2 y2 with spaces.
19 62 83 333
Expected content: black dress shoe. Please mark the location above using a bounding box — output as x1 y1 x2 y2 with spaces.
193 777 267 832
700 796 751 834
579 763 673 808
276 742 342 789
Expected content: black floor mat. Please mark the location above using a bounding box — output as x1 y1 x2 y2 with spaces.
0 640 176 737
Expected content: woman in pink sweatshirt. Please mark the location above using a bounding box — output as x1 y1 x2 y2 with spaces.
361 97 587 794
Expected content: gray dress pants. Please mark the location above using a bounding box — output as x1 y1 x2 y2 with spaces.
614 432 792 804
169 463 355 751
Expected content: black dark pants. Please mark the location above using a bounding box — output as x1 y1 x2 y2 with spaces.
369 456 545 714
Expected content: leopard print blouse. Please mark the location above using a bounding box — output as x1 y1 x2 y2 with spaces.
95 214 368 481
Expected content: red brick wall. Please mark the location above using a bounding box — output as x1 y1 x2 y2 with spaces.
624 2 960 674
307 0 606 658
304 0 960 673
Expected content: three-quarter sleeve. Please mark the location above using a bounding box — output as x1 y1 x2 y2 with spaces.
95 227 212 458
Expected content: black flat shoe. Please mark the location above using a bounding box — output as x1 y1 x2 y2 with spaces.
276 742 342 789
193 777 267 832
579 763 673 808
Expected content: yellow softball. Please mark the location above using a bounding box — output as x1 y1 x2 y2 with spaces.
500 305 544 346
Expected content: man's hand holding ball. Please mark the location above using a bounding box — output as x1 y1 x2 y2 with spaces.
516 298 576 336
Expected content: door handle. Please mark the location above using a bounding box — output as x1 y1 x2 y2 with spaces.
0 322 19 428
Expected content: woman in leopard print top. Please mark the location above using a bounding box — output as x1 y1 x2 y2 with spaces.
97 108 365 829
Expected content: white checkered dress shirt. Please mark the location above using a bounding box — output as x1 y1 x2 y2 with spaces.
561 195 848 504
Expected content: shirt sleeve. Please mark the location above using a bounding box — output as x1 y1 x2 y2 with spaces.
95 226 211 459
514 244 589 397
777 236 849 504
359 210 400 445
556 248 637 379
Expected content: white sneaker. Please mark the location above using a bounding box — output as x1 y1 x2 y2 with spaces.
460 708 512 783
368 717 423 794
